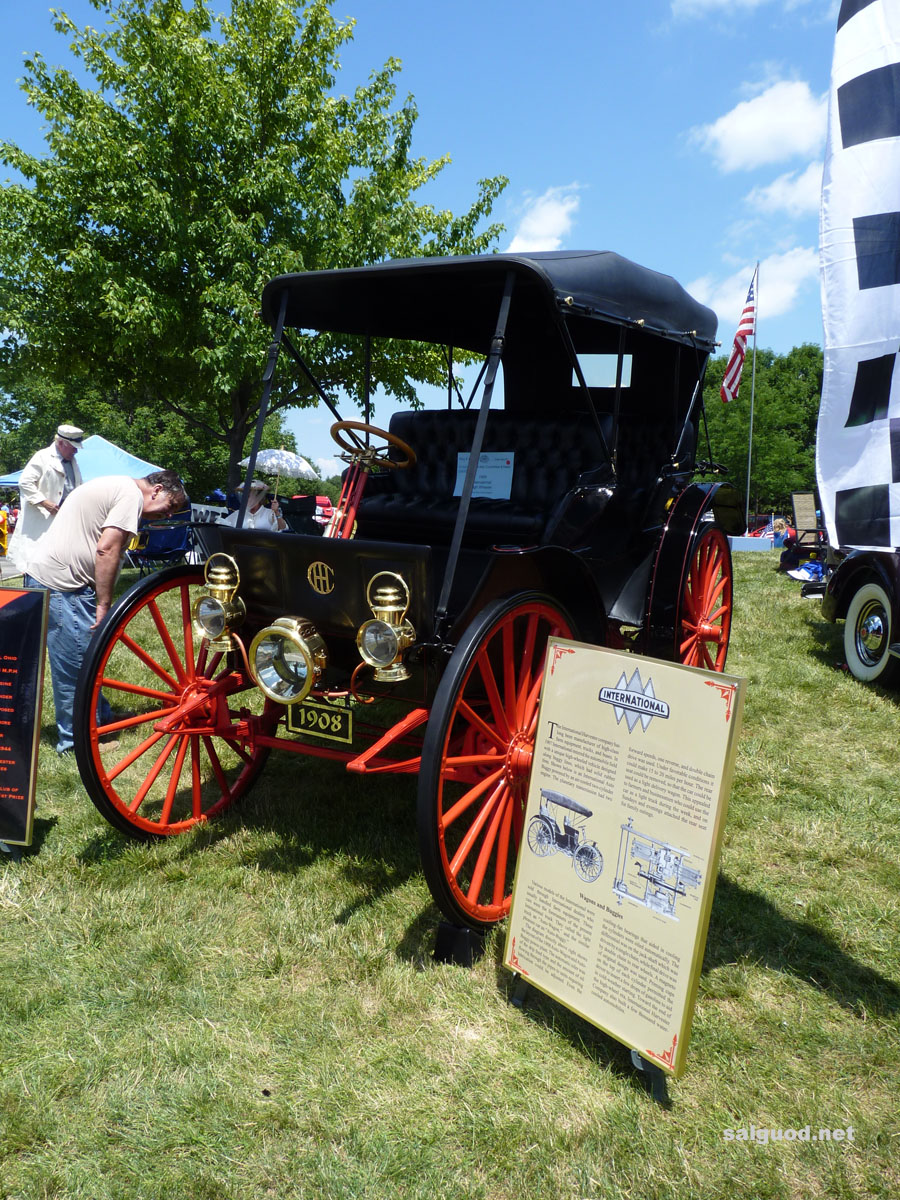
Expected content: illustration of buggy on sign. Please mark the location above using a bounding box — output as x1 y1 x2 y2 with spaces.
527 789 604 883
73 250 741 932
613 817 701 919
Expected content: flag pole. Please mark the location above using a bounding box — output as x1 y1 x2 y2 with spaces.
744 262 760 532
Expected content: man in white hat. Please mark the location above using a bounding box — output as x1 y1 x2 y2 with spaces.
6 424 85 570
217 479 286 531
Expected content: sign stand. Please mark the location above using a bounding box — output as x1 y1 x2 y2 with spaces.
432 921 485 967
631 1050 670 1106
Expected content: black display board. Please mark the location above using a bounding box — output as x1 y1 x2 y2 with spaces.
0 587 48 846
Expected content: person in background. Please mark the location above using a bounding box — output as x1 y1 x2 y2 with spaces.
23 470 188 757
217 479 286 531
7 424 85 570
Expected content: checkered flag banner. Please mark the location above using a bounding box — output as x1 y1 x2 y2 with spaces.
817 0 900 550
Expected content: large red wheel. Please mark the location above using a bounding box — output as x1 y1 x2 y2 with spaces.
74 566 278 839
417 593 576 929
677 526 733 671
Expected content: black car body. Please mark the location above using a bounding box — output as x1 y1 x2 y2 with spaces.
75 250 741 930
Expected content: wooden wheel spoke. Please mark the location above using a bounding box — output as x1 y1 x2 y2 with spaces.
147 598 189 685
160 736 191 826
100 675 179 705
190 737 204 819
475 648 512 741
455 698 508 753
179 584 197 678
126 735 179 812
202 735 231 798
118 630 181 691
449 777 506 879
442 766 505 830
465 784 511 904
501 619 517 728
491 796 515 908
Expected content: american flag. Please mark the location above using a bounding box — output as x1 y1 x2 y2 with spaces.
720 269 757 403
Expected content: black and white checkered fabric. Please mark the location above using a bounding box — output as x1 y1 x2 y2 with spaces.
817 0 900 550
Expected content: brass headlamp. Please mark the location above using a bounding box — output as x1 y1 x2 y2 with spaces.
356 572 416 682
248 617 327 704
191 554 245 651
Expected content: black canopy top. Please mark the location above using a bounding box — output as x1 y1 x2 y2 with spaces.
540 789 594 818
261 251 718 354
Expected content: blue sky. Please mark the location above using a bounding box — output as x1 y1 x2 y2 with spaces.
2 0 839 471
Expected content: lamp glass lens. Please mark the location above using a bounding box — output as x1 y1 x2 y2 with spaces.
360 620 399 666
254 633 309 700
196 596 226 639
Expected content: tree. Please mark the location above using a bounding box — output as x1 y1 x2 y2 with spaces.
700 343 823 517
0 0 506 495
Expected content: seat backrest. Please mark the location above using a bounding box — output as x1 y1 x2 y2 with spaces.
386 409 612 507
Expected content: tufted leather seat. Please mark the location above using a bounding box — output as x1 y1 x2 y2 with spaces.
356 409 613 546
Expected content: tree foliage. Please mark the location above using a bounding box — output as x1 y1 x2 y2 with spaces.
0 0 505 495
700 343 823 517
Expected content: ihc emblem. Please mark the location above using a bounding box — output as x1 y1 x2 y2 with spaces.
307 562 335 595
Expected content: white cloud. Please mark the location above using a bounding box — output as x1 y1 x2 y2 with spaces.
672 0 823 15
746 160 822 217
505 185 581 252
315 456 343 479
672 0 770 13
688 246 819 328
692 80 826 172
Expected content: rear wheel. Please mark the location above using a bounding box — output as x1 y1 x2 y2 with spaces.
677 526 733 671
418 593 575 929
527 815 557 857
74 566 277 839
843 580 900 685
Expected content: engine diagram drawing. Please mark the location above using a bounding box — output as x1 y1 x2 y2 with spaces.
527 789 604 883
613 817 701 919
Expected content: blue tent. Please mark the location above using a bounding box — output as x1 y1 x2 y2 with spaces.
0 435 161 488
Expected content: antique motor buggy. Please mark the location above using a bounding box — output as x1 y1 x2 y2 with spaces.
527 789 604 884
74 251 741 930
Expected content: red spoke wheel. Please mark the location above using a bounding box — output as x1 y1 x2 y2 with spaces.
677 526 733 672
417 593 576 929
74 565 277 839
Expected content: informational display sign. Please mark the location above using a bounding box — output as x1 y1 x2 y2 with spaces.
453 452 514 499
0 588 49 846
504 640 745 1078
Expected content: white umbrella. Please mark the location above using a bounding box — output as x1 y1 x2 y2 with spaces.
239 448 318 496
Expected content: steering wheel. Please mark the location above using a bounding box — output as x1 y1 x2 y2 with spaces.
330 421 416 470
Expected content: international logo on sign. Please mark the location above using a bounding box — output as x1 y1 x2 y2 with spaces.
307 562 335 595
598 668 670 732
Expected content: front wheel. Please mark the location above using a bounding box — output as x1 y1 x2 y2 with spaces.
573 843 604 883
74 566 278 839
417 593 576 929
677 525 733 671
843 580 900 685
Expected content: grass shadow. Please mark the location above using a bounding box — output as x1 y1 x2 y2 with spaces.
705 873 900 1016
485 934 669 1103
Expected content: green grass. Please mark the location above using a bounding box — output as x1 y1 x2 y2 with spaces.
2 554 898 1200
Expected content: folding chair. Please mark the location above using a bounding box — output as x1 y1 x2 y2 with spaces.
126 510 193 577
791 492 826 555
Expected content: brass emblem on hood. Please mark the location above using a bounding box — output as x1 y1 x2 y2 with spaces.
307 562 335 595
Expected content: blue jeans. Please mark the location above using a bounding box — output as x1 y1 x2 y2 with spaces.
24 576 113 754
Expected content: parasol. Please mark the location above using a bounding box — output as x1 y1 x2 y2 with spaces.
239 448 318 497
